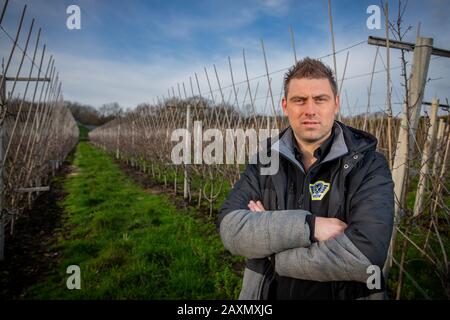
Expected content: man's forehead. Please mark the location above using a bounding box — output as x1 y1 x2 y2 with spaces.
288 78 334 99
288 78 332 89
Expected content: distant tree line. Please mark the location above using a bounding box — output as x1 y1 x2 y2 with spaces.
65 101 124 127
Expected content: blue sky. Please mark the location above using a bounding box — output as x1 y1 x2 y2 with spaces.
1 0 450 116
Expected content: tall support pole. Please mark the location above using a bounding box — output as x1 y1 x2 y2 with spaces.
363 47 379 131
261 39 278 129
289 25 298 64
385 37 433 277
116 120 120 159
327 0 339 121
184 104 191 201
385 3 393 170
242 49 257 127
408 38 434 152
0 75 5 260
131 119 135 166
413 98 439 217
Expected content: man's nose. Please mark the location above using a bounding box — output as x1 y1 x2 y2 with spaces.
304 99 317 116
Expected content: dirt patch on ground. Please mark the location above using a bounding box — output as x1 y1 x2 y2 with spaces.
115 161 214 214
116 162 186 201
0 160 73 299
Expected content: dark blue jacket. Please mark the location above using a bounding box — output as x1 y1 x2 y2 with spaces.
218 121 394 300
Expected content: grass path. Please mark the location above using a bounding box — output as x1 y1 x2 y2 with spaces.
25 142 242 299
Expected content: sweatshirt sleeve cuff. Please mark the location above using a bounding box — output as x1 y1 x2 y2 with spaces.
305 214 317 243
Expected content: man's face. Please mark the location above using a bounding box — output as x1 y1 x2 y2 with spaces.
282 77 339 144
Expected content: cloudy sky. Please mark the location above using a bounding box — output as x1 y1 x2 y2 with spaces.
1 0 449 117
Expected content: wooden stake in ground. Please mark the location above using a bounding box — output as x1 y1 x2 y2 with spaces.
413 98 439 218
431 123 450 215
431 119 446 179
381 37 434 277
184 104 191 201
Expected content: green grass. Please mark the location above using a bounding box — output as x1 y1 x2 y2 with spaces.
387 166 450 299
24 142 242 299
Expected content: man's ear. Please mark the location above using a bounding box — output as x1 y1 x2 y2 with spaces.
334 94 340 116
281 97 288 116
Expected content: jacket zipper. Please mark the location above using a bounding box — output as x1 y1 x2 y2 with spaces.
289 162 317 299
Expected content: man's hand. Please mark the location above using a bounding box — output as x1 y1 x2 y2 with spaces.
248 200 265 212
314 217 347 241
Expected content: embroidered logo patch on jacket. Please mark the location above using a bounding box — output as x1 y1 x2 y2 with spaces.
309 180 331 200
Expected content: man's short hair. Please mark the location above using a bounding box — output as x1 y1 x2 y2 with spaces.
283 57 338 98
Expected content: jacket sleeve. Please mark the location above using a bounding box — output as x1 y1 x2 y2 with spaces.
218 163 312 259
275 152 394 282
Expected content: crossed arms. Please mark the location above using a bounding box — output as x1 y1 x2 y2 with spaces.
218 154 394 283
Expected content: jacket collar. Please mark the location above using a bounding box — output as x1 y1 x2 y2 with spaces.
271 121 349 172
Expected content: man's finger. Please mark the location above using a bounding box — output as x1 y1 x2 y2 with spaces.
256 201 266 211
248 200 265 212
253 201 264 212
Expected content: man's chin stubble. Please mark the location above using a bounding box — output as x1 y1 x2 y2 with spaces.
299 131 329 144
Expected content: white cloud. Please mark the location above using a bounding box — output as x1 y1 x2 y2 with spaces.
1 0 448 118
4 29 446 119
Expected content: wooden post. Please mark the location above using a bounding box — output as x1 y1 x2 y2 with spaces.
184 104 191 200
385 37 433 276
431 119 446 178
385 2 393 169
413 98 439 217
116 121 120 159
431 124 450 215
131 120 135 167
408 38 434 153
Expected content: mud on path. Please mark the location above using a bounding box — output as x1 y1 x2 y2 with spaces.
116 161 192 210
0 161 74 299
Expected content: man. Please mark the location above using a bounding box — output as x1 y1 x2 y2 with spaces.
218 58 394 300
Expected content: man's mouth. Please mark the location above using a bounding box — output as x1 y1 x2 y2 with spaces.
302 120 320 126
